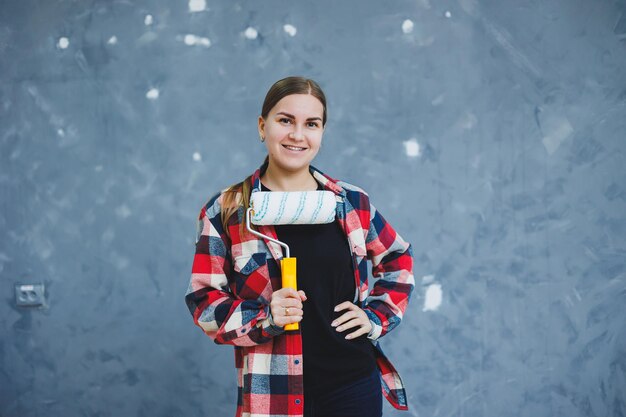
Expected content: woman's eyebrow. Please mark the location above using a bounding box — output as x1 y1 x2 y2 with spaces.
275 112 322 122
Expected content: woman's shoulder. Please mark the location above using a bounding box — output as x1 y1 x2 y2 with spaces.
199 184 244 219
313 166 370 198
332 178 375 218
335 179 370 197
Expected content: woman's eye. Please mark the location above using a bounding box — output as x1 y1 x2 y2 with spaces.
279 118 292 124
308 122 319 128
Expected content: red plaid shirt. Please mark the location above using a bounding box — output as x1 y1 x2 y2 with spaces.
186 164 415 417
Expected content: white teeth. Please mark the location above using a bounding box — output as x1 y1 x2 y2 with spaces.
283 145 305 151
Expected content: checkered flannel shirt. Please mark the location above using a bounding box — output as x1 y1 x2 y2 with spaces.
186 164 415 417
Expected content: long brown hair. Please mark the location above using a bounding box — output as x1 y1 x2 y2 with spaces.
220 76 327 238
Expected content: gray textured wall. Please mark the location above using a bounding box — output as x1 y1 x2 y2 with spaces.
1 0 626 416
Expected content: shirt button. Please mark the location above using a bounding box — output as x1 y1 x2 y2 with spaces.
294 359 300 365
295 399 301 405
241 328 246 333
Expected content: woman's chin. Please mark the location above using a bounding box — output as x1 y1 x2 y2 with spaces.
271 158 313 174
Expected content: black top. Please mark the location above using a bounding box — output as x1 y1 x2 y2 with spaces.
261 182 376 395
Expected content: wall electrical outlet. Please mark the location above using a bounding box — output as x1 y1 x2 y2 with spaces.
15 283 46 307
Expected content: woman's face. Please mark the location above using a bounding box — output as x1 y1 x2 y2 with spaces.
258 93 325 175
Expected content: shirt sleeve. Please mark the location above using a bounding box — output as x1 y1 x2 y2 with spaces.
362 202 415 340
185 197 284 346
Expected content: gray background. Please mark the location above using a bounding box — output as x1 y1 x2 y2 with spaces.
1 0 625 416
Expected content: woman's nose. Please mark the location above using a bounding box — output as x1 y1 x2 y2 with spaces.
289 128 304 140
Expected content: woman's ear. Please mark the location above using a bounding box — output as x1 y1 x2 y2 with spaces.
258 116 265 138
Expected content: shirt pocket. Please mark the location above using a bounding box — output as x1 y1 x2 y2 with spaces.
231 252 273 302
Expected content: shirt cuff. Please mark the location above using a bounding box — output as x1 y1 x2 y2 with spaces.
364 309 383 341
259 313 285 337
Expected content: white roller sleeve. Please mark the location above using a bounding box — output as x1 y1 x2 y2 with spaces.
249 191 336 225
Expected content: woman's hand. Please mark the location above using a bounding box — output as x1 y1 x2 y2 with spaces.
332 302 373 340
270 288 307 328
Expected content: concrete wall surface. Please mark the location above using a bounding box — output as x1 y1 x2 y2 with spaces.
1 0 625 416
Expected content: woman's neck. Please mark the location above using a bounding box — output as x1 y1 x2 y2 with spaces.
261 163 318 192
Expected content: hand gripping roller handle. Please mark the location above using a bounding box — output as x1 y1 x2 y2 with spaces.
245 189 337 331
246 207 300 331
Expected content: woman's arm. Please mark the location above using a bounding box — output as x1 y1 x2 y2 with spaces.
363 202 415 340
185 196 284 346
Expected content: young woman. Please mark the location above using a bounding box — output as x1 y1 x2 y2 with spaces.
186 76 415 417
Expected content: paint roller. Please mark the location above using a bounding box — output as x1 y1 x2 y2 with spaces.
245 189 337 330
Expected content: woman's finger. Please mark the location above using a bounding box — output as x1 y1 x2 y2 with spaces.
336 318 362 332
334 301 354 313
281 298 303 309
271 290 303 309
277 287 301 300
271 301 302 318
283 307 303 317
271 302 302 319
330 303 373 338
345 325 369 340
270 285 306 327
331 310 357 327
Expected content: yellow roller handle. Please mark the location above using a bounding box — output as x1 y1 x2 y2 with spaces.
280 257 299 331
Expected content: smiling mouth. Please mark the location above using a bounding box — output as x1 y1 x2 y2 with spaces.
282 144 307 151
